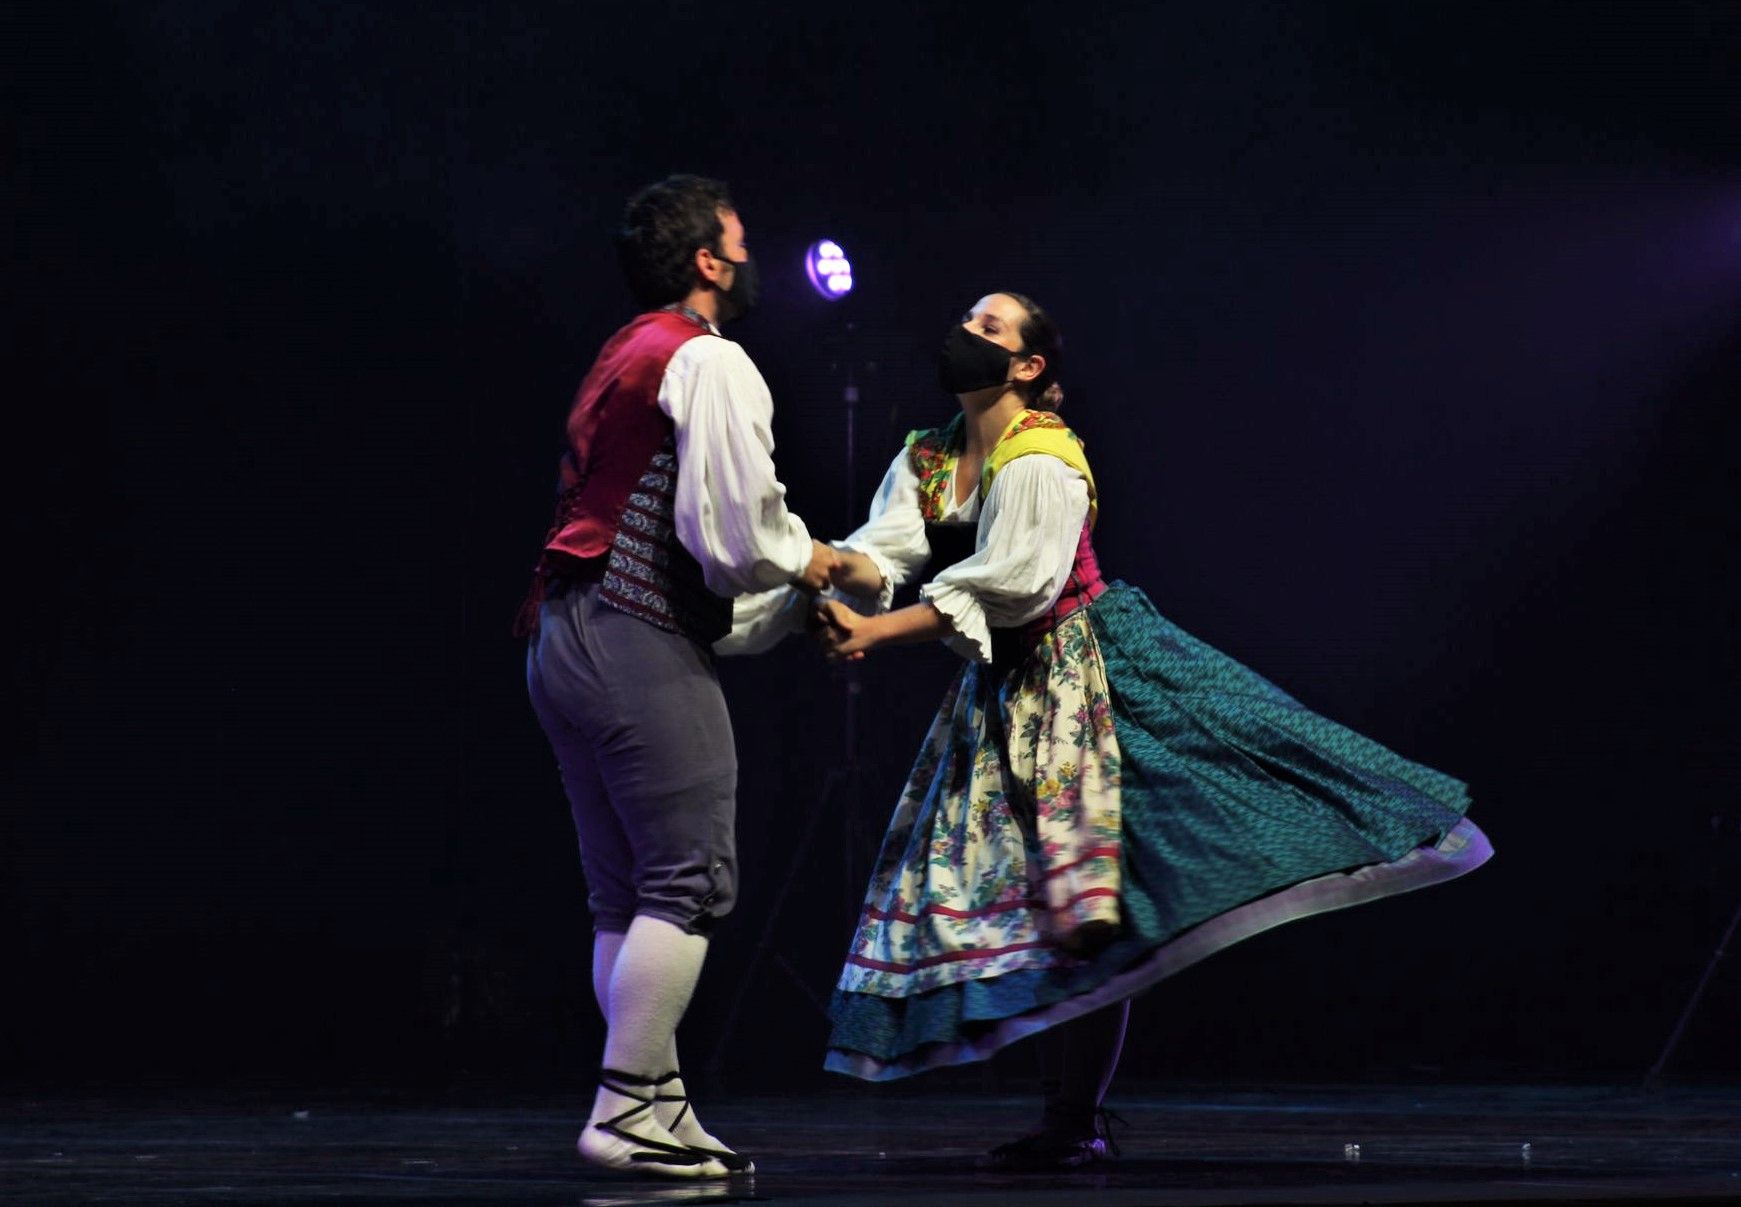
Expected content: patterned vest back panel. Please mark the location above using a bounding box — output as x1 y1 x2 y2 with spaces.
598 436 731 644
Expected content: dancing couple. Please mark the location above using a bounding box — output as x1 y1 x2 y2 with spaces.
519 174 1492 1179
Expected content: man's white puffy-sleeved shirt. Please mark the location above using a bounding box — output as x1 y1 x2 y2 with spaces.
658 331 812 598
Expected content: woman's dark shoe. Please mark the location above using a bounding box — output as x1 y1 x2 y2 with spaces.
979 1108 1122 1171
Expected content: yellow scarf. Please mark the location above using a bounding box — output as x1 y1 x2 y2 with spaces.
907 409 1097 527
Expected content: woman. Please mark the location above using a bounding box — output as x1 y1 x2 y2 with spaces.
803 290 1491 1169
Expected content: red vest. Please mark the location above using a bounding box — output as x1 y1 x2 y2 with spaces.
548 310 705 561
515 310 732 645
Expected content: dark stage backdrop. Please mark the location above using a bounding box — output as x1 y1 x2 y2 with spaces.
7 1 1738 1095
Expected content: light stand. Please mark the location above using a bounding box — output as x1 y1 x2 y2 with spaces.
832 359 877 916
706 246 875 1083
1643 812 1741 1089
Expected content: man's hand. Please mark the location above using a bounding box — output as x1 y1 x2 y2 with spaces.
793 539 840 594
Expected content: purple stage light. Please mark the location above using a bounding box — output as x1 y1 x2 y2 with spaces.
805 239 854 300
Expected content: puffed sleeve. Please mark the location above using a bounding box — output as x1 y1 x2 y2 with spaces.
833 447 931 614
713 586 815 656
661 335 813 597
919 455 1089 663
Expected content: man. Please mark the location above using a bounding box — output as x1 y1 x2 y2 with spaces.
519 175 834 1179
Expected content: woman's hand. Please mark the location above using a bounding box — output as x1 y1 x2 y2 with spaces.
811 600 950 662
812 599 876 662
826 548 887 598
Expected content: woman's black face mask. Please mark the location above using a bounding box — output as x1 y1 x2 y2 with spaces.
938 324 1021 395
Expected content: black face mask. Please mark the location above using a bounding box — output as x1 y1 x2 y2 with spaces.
938 323 1022 395
714 251 759 322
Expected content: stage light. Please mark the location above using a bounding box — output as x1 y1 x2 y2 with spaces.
805 239 854 300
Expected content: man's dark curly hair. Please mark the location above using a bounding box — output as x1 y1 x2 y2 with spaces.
616 174 735 308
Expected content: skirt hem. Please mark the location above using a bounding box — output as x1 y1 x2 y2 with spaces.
824 816 1493 1081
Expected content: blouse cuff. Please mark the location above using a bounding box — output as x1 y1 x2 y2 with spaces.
834 539 898 614
714 587 808 657
920 581 991 664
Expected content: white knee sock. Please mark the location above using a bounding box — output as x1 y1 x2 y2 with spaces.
591 929 626 1016
590 927 735 1154
600 916 706 1073
579 917 724 1178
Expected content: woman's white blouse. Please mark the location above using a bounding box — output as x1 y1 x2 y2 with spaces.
718 444 1089 663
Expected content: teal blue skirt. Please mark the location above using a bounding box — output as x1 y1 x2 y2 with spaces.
825 583 1490 1080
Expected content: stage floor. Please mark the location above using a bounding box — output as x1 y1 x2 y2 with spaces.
2 1083 1737 1205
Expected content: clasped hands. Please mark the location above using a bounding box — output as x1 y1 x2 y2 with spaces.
793 539 879 663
